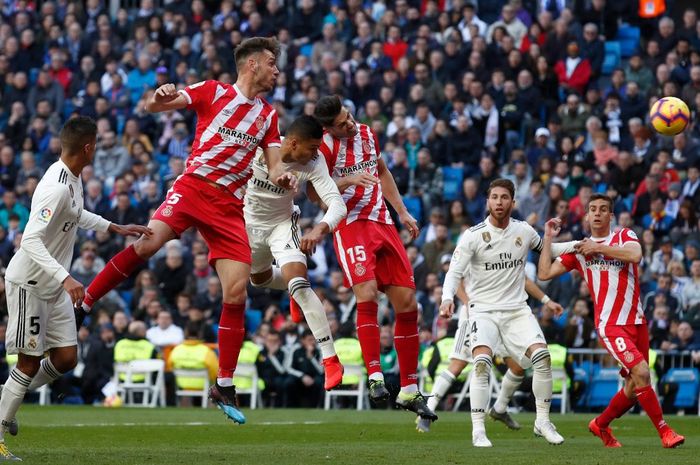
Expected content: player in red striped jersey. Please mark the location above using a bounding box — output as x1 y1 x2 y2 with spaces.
76 37 296 424
314 95 437 421
538 193 684 449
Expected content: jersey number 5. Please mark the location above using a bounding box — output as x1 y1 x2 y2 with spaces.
167 193 183 205
346 246 366 264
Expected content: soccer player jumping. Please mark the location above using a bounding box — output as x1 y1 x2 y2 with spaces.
314 95 437 421
538 194 685 449
76 37 295 424
244 115 346 390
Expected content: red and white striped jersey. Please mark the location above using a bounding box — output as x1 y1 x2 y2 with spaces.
319 123 392 228
558 228 644 329
178 80 281 200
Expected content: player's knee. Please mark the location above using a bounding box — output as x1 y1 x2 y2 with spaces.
250 271 272 287
530 348 551 372
288 277 312 302
472 354 492 377
53 354 78 373
508 362 525 377
133 235 161 258
356 287 379 303
630 363 651 387
222 278 247 304
17 356 41 377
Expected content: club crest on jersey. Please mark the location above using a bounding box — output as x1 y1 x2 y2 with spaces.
362 140 371 153
482 232 491 243
161 206 173 217
623 351 635 363
255 116 265 130
354 263 366 277
38 207 53 224
515 237 523 247
27 338 37 350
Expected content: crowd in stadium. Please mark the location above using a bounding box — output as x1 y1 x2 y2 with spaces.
0 0 699 409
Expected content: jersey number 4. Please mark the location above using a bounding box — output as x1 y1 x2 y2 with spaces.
345 246 366 264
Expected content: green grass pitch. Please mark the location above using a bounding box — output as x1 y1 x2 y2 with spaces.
7 406 699 464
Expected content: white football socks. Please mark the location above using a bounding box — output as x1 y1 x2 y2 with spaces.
288 277 336 359
470 355 492 433
429 370 456 411
253 267 287 290
0 368 31 441
493 368 524 414
530 348 553 423
27 358 63 391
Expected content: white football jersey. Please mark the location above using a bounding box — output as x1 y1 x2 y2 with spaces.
5 160 111 299
442 217 576 312
244 151 346 229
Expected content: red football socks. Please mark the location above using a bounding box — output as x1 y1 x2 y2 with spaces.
217 303 246 379
635 385 670 435
356 301 381 376
394 310 419 387
597 388 636 428
84 245 145 308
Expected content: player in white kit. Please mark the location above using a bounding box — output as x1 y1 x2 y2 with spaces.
244 115 346 390
0 117 150 461
439 179 575 447
416 277 564 433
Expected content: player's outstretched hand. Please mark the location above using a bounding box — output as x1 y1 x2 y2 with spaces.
399 211 419 239
109 223 153 238
63 276 85 307
275 172 298 191
300 224 325 254
545 299 564 317
154 83 179 102
574 238 600 257
544 218 562 238
439 300 455 319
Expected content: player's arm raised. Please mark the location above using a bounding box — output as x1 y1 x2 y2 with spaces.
144 83 189 113
21 186 83 304
574 236 642 264
377 157 419 239
440 233 473 319
538 218 570 281
301 165 347 254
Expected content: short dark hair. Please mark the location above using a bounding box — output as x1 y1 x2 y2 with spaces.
59 116 97 154
487 178 515 199
184 321 201 339
234 37 279 69
314 95 343 127
586 193 613 211
286 115 323 140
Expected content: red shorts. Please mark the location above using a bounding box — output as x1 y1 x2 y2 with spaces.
598 323 649 377
152 174 250 266
333 220 415 291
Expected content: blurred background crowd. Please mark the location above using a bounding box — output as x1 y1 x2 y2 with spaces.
0 0 699 410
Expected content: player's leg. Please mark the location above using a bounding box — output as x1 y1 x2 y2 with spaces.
623 326 684 448
82 218 176 311
430 310 472 413
489 357 524 430
504 307 562 445
416 358 468 433
207 258 250 423
385 286 436 419
470 343 495 447
280 261 344 390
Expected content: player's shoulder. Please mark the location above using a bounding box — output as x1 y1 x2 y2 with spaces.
511 218 537 233
617 227 639 242
468 221 487 233
40 163 70 189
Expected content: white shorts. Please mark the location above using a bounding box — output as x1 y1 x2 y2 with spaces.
450 305 511 363
248 209 306 274
5 281 77 356
469 305 543 368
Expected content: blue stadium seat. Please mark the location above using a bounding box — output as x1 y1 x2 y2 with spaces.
616 25 641 58
245 309 263 335
588 368 621 408
602 41 621 76
403 195 423 223
442 167 464 202
662 368 699 409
